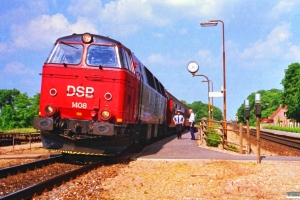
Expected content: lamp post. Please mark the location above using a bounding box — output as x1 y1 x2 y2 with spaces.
254 93 262 164
200 20 227 139
202 79 214 122
195 74 210 124
244 99 250 154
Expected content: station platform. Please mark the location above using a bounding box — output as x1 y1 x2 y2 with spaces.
133 131 300 161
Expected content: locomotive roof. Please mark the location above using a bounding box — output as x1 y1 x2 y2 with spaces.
57 33 123 46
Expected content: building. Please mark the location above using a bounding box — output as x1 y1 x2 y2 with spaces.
267 104 290 124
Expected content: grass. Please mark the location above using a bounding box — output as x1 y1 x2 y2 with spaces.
263 125 300 133
206 129 222 147
0 127 38 133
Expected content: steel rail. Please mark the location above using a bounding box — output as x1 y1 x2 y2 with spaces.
0 160 103 200
0 155 63 178
249 129 300 150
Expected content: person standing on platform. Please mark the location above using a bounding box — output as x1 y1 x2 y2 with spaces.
189 109 196 140
173 110 184 139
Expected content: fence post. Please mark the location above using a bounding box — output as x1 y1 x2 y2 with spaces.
12 134 15 152
239 123 243 154
200 117 207 146
29 133 32 151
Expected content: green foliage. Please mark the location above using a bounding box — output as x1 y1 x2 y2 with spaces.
281 62 300 122
0 89 40 130
207 133 221 147
186 101 223 123
263 125 300 133
227 145 238 150
180 100 188 105
236 89 284 126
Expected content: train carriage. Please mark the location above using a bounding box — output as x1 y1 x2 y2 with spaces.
34 33 189 155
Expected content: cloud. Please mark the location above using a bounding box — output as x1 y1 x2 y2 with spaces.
178 28 188 35
147 53 164 64
268 1 299 20
3 62 35 75
152 0 237 19
65 0 233 37
10 14 97 50
67 0 103 19
240 23 291 60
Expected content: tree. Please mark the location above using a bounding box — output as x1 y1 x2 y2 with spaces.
187 101 223 122
0 89 20 112
281 62 300 121
236 89 284 126
0 89 40 130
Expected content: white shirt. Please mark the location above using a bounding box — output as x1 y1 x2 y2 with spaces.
189 112 195 123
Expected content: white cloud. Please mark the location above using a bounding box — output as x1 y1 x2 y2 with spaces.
3 62 35 75
288 45 300 60
268 1 299 20
152 0 236 18
67 0 103 19
196 49 216 66
240 23 291 59
147 53 164 64
10 14 98 49
178 28 188 35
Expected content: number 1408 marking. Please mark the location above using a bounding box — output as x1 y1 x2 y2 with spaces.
72 102 87 109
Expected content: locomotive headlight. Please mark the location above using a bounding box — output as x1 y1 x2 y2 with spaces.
45 105 56 116
101 110 110 119
82 33 93 44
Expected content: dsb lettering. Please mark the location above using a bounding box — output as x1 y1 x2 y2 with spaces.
67 85 94 98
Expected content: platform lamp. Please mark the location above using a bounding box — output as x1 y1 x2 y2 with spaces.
200 20 227 141
244 99 250 154
254 93 262 164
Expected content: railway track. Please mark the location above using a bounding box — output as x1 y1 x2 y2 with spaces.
0 153 131 200
250 128 300 150
230 124 300 150
0 155 63 178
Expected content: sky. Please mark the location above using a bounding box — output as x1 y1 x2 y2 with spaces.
1 0 300 121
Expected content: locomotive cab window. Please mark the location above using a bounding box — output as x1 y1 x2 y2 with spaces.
87 45 118 67
47 42 83 65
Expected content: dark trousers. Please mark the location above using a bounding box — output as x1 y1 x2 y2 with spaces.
175 124 182 138
190 122 195 139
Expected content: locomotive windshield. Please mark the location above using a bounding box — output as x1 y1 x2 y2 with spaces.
87 45 118 67
47 42 83 65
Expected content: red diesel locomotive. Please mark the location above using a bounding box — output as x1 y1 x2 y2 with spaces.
34 33 189 155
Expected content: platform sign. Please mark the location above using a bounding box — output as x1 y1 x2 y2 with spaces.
209 92 223 98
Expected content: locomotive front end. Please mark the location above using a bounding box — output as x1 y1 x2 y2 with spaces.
34 33 139 155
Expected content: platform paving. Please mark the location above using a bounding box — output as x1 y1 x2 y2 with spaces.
134 131 300 161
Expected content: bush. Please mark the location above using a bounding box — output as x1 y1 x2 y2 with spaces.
207 133 221 147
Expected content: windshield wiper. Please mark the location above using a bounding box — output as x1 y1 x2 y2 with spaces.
59 41 78 49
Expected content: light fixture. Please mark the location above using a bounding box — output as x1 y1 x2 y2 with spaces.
200 21 218 27
45 105 56 116
82 33 93 44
